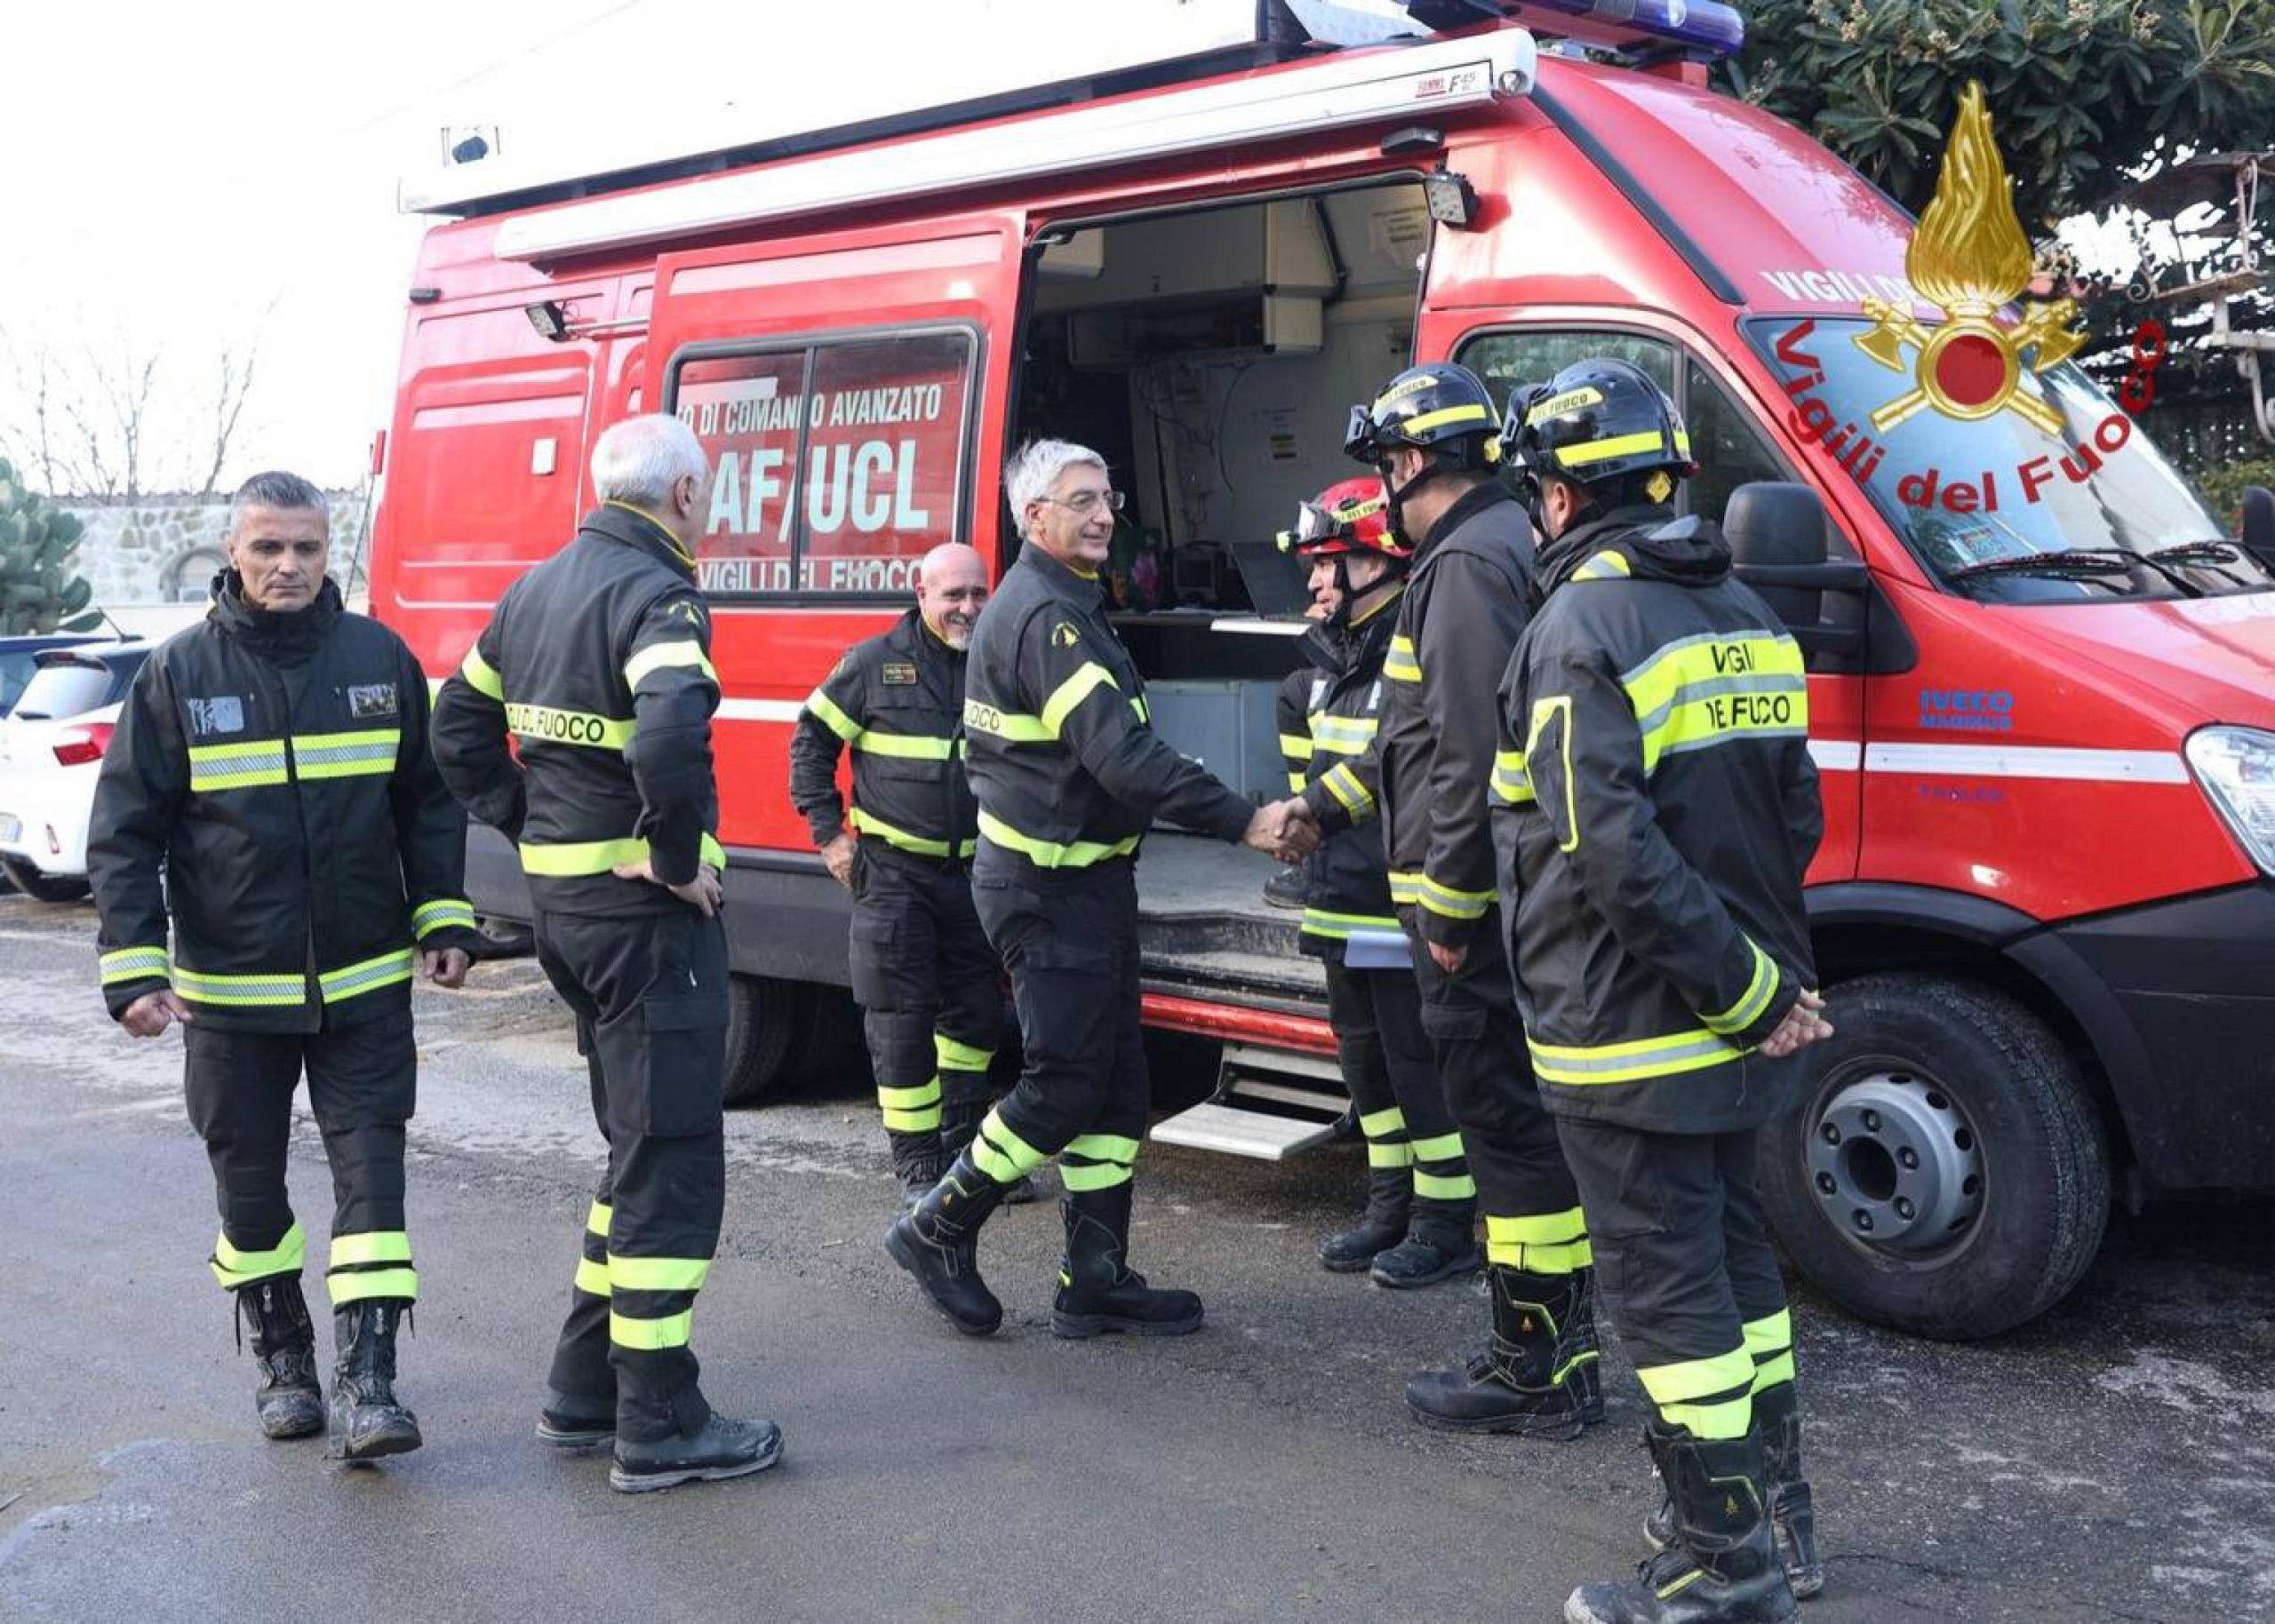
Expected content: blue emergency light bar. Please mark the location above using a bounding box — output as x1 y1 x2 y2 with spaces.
1399 0 1745 59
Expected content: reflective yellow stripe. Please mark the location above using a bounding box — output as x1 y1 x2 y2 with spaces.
1488 1208 1588 1246
803 688 862 742
971 1110 1047 1182
624 638 718 689
1529 695 1577 854
1637 1346 1756 1439
1287 771 1308 792
1621 633 1808 775
935 1034 994 1071
1369 1142 1415 1169
459 644 504 700
175 965 307 1007
330 1230 411 1269
609 1255 713 1293
976 808 1138 870
1305 713 1377 755
1066 1133 1140 1164
1556 428 1691 468
329 1266 418 1304
1704 938 1779 1036
1300 906 1399 940
100 945 170 985
1489 747 1535 806
319 949 416 1004
188 739 289 792
519 832 725 876
882 1103 943 1132
1745 1310 1797 1392
1571 549 1632 583
1041 662 1119 735
1388 869 1423 905
962 697 1056 743
877 1079 942 1111
1061 1132 1140 1192
507 702 635 752
1358 1106 1407 1139
1413 1170 1477 1201
1279 733 1312 760
586 1200 612 1237
292 728 400 780
855 729 955 760
574 1257 611 1296
211 1222 306 1288
1409 1132 1465 1163
1384 634 1422 682
848 806 975 859
1403 402 1492 434
1321 762 1372 816
610 1309 693 1350
411 897 477 940
1415 872 1492 920
1528 1027 1745 1085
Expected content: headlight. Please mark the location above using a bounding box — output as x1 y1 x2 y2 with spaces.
2186 726 2275 875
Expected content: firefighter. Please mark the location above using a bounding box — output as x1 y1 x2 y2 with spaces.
88 470 476 1461
1313 362 1600 1437
1266 665 1314 910
885 438 1314 1338
1493 358 1832 1622
1276 478 1481 1286
430 414 781 1494
788 541 1034 1210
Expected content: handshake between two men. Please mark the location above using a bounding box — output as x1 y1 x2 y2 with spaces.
1241 796 1319 864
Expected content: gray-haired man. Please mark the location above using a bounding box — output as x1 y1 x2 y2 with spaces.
431 414 780 1493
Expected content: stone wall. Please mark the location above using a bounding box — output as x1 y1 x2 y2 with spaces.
60 492 368 608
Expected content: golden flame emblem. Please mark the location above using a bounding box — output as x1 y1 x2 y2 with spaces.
1854 82 2084 434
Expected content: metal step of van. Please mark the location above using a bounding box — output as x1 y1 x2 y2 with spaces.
1148 1043 1348 1160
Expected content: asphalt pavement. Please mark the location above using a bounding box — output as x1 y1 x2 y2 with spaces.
2 889 2270 1623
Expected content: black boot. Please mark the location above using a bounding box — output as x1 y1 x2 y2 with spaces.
1404 1265 1599 1437
884 1150 1012 1334
1648 1382 1821 1599
1319 1166 1410 1272
889 1128 946 1214
538 1386 615 1449
1369 1204 1483 1289
1051 1181 1203 1339
942 1098 1039 1205
235 1279 323 1441
327 1301 422 1461
611 1413 785 1493
1566 1427 1797 1623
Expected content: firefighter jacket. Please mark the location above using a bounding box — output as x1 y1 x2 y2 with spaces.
962 543 1253 877
1492 505 1823 1134
788 608 977 860
1303 482 1537 949
1284 591 1404 957
430 502 722 917
88 574 476 1031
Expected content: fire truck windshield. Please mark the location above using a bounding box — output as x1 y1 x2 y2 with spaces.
1744 315 2268 604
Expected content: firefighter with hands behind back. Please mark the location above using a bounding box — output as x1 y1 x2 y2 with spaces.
1276 478 1481 1288
430 413 782 1495
1313 364 1602 1437
1492 358 1832 1623
88 470 479 1463
885 438 1316 1340
789 540 1038 1212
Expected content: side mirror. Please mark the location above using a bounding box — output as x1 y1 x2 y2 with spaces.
2242 485 2275 570
1728 482 1829 631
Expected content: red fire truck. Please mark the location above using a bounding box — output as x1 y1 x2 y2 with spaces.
371 0 2275 1340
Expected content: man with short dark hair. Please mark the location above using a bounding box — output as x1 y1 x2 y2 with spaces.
90 469 477 1461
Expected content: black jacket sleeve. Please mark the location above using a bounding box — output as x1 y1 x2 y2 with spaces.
789 653 864 846
621 587 719 886
86 655 186 1018
1029 612 1254 841
1411 555 1528 948
387 636 477 955
1522 636 1799 1048
430 615 526 844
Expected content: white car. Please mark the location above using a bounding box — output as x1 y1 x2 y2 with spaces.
0 642 149 902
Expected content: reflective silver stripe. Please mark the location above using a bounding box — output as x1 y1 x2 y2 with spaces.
1630 672 1808 745
318 950 417 1002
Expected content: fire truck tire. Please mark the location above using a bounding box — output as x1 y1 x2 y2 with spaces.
1758 970 2110 1342
722 975 809 1108
0 858 89 904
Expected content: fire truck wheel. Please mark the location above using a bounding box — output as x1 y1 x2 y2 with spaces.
0 857 89 904
722 975 808 1108
1758 970 2110 1341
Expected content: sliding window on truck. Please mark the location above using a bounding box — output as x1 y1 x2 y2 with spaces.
667 326 978 599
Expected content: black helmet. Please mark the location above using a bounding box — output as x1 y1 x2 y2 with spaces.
1345 363 1504 474
1502 357 1693 506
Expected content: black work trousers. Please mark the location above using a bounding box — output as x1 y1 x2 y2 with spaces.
184 1005 419 1307
1555 1117 1795 1439
967 857 1145 1194
847 847 1002 1138
1405 907 1586 1272
534 905 729 1444
1321 956 1473 1213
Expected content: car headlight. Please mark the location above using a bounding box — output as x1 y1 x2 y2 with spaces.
2186 726 2275 876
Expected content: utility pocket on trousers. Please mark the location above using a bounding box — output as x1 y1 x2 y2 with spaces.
847 908 901 1009
634 992 726 1138
1417 995 1487 1045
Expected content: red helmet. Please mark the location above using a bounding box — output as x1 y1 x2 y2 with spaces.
1275 478 1412 559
